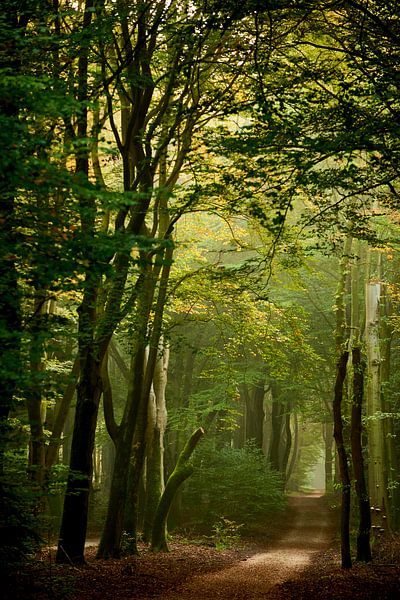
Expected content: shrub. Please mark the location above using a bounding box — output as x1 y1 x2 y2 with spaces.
0 478 41 570
211 517 243 549
0 439 42 572
178 440 286 532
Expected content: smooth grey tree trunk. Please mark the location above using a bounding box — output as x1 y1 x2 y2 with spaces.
144 342 169 541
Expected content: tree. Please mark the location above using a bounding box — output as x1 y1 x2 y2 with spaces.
0 0 94 560
151 427 204 552
56 0 106 564
4 0 400 574
224 0 400 564
332 240 352 569
91 0 253 560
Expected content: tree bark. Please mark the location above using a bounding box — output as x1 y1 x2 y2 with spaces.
151 428 204 552
269 382 284 471
56 0 99 564
379 281 398 529
46 356 80 468
282 406 292 480
101 350 119 444
350 347 371 562
332 237 352 569
120 247 173 553
56 340 103 564
365 280 387 512
27 296 48 489
97 245 172 558
143 343 169 541
333 350 352 569
323 419 334 493
97 318 149 559
245 380 265 449
286 413 299 486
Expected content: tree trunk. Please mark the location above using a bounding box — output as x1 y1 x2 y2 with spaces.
97 246 172 558
62 405 74 467
101 439 115 498
151 428 204 552
379 281 399 529
333 350 352 569
365 281 387 512
46 356 80 468
282 406 292 480
286 413 299 486
323 420 334 493
120 250 173 552
245 380 265 449
269 382 284 471
332 237 352 569
56 344 103 564
350 347 371 562
143 343 169 541
26 296 48 489
55 0 99 564
97 337 147 559
348 239 371 559
102 350 119 444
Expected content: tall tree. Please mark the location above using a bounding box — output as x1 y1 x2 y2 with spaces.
349 240 371 562
55 0 254 561
56 0 101 564
365 256 387 513
333 239 352 569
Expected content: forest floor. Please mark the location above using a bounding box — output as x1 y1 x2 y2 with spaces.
4 493 400 599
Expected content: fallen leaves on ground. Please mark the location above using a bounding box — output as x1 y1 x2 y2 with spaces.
276 538 400 600
3 541 247 600
3 502 400 600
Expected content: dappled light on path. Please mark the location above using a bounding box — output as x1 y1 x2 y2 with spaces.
162 494 334 599
246 550 311 568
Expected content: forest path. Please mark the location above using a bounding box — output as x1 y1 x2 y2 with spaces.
162 493 335 600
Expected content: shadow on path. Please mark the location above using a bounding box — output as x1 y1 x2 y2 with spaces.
162 493 335 600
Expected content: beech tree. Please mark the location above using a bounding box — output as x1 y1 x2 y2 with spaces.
3 0 400 575
227 0 400 565
164 209 324 490
55 0 256 562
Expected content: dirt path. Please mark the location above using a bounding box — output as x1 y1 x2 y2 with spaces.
9 493 400 600
162 493 335 599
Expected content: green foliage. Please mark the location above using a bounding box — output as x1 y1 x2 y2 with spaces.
0 447 41 571
286 423 324 492
120 531 138 556
211 517 243 550
179 441 286 531
3 0 400 566
46 463 69 498
0 483 41 567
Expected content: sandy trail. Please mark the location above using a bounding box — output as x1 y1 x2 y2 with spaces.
163 494 334 599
